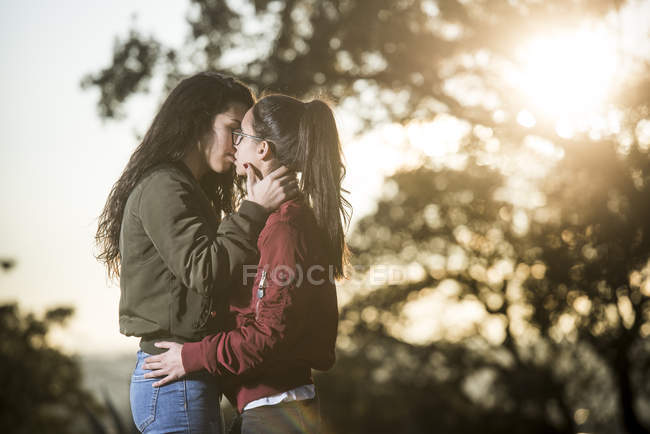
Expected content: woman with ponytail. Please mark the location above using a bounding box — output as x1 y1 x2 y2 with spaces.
97 74 298 433
143 94 351 433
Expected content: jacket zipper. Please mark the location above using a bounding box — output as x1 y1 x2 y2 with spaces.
255 270 267 320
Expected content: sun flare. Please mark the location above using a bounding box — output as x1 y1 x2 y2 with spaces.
515 26 619 130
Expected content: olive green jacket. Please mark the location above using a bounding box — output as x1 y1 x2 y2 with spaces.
118 162 268 355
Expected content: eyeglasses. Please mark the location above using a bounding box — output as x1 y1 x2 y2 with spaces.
232 129 266 146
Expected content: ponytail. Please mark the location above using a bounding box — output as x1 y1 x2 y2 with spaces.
251 95 351 278
297 100 351 278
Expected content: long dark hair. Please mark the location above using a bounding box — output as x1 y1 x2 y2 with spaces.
96 72 255 279
252 95 351 278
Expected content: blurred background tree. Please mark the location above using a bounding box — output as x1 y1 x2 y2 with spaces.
0 261 135 433
83 0 650 433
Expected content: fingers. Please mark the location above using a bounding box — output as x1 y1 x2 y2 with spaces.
245 165 254 197
142 361 162 371
245 163 257 192
154 341 174 350
277 174 298 186
152 375 174 388
143 355 162 364
143 367 166 379
282 178 299 193
267 165 290 180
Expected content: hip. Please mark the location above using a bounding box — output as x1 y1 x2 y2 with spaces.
130 350 224 433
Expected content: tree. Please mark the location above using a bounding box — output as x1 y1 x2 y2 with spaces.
84 1 650 432
0 301 95 432
83 0 639 128
334 144 649 432
0 262 135 433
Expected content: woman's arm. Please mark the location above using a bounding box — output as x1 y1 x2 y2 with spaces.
143 221 309 385
138 165 296 295
138 168 266 295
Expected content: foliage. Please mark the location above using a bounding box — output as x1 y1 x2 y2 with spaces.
84 1 650 432
0 302 92 432
0 264 136 433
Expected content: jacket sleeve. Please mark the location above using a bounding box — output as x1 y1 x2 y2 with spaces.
181 221 307 376
138 168 268 296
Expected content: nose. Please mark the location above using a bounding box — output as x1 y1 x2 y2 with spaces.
226 138 236 154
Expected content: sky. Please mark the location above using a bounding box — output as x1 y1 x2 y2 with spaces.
1 0 648 356
0 1 191 354
0 0 392 356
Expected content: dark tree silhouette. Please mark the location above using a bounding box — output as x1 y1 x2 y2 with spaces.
0 262 136 433
84 1 650 433
333 141 649 433
0 300 97 433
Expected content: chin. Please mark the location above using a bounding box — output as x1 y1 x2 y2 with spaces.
211 161 232 174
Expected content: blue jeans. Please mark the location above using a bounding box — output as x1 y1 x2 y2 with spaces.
130 350 224 433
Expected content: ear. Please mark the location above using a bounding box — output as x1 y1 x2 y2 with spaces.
257 140 274 160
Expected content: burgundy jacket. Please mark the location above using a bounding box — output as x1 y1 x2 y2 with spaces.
181 198 339 412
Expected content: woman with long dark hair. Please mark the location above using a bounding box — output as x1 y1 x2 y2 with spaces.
142 94 350 433
96 73 297 433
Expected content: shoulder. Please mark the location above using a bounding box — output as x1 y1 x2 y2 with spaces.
138 163 194 194
132 163 197 217
264 198 310 228
261 199 310 240
257 220 304 266
258 201 316 261
259 220 300 247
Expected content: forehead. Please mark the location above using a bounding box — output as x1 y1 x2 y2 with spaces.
241 107 255 131
214 103 248 124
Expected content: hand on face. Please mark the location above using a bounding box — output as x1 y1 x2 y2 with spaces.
246 165 300 212
235 108 299 210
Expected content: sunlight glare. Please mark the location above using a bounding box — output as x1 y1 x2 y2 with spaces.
516 25 618 130
406 114 470 158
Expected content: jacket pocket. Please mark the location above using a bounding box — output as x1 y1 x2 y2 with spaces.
193 294 213 330
168 273 214 336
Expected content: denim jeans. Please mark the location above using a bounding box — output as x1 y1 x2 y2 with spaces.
130 350 224 433
239 397 320 434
